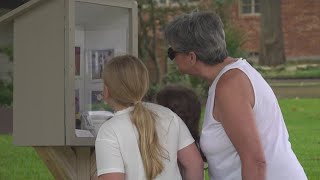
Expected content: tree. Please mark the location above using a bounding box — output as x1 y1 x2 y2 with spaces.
137 1 197 84
259 0 286 66
137 0 236 84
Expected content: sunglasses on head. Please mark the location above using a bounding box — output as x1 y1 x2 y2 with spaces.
167 47 179 61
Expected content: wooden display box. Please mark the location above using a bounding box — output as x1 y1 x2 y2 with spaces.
0 0 138 146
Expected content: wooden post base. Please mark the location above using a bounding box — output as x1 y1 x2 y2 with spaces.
34 147 97 180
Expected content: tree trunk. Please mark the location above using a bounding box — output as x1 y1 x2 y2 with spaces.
149 0 161 84
137 0 161 84
259 0 286 66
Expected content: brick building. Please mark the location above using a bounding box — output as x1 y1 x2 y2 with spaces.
1 0 319 82
230 0 320 60
141 0 320 82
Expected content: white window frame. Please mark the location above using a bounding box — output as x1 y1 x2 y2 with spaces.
239 0 260 16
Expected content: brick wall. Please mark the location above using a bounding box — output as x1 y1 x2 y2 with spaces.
230 0 320 59
281 0 320 59
230 2 260 54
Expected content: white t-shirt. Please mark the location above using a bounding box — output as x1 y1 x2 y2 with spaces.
95 103 194 180
200 59 307 180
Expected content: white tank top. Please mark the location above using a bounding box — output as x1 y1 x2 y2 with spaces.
200 59 307 180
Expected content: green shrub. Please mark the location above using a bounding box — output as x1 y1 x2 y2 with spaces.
0 80 13 107
161 63 208 103
0 47 13 107
0 47 13 62
144 83 161 102
225 24 247 58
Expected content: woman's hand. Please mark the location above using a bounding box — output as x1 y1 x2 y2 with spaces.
98 173 125 180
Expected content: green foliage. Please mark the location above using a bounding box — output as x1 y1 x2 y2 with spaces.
90 103 113 112
0 46 13 107
144 83 161 102
158 62 208 102
0 47 13 62
162 62 189 84
0 80 13 107
136 62 209 102
225 24 247 58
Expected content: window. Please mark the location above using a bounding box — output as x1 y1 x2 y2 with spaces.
240 0 260 15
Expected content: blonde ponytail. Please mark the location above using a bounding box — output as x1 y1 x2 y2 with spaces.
103 55 166 180
131 102 165 180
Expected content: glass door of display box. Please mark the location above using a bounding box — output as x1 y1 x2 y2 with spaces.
66 0 137 145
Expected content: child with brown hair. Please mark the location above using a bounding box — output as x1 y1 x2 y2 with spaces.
156 85 205 161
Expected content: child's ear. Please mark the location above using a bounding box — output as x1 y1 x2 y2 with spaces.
189 51 197 66
103 85 109 101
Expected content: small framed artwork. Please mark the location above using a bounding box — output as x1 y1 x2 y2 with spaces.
75 47 81 76
88 49 114 80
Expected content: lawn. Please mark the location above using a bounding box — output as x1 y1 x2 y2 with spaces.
254 63 320 79
279 98 320 179
0 98 319 180
0 136 54 180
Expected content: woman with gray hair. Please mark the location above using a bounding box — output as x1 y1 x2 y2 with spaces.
95 55 203 180
165 12 307 180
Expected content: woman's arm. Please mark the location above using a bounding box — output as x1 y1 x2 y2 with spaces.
178 143 204 180
95 124 125 180
214 69 266 180
98 173 125 180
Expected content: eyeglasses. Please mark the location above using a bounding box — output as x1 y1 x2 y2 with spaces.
167 47 179 61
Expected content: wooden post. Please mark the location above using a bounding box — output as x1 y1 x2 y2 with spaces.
34 147 97 180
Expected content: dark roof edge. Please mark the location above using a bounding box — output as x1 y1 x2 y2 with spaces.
0 0 48 24
0 0 28 9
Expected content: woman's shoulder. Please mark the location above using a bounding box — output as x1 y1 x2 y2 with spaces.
145 102 177 120
143 102 170 113
99 112 131 131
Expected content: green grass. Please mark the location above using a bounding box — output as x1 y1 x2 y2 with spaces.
279 98 320 180
253 63 320 79
0 136 54 180
262 68 320 79
0 99 319 179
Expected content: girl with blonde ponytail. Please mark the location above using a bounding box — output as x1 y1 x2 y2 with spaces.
95 55 203 180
